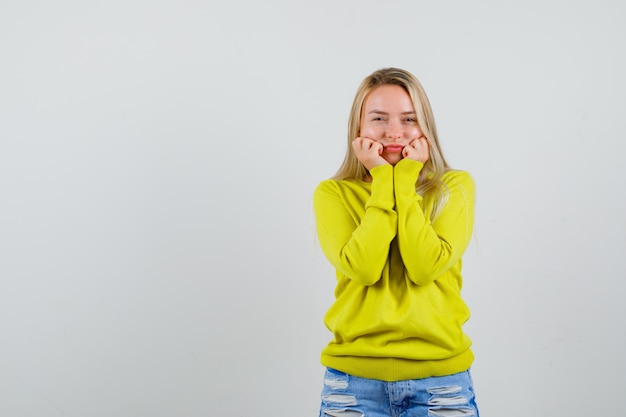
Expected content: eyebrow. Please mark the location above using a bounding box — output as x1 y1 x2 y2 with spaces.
367 110 416 115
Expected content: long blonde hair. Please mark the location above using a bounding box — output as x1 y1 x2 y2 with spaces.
333 67 450 221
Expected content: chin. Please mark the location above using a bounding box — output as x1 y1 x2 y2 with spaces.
383 154 402 166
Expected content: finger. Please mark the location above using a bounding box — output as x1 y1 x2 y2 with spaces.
409 137 427 154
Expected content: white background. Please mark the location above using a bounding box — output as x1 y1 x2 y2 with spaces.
1 1 625 416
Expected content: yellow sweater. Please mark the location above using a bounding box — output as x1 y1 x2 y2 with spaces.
313 158 475 381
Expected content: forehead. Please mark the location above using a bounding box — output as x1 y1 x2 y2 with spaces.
363 84 414 112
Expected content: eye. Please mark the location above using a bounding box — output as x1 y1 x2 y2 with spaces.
405 117 417 123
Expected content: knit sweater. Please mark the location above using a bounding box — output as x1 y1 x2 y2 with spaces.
313 158 475 381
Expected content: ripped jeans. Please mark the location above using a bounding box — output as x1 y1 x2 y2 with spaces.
319 368 479 417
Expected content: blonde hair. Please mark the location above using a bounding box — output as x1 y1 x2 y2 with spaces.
333 67 450 220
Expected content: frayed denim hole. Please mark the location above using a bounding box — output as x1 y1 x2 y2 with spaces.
427 385 462 395
324 378 349 390
323 409 364 417
428 407 475 417
428 396 468 406
322 394 358 406
427 385 467 407
324 370 349 390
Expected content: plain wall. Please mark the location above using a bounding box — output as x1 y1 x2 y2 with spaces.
1 1 625 416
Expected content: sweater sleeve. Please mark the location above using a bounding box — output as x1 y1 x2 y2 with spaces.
313 165 397 286
394 159 475 286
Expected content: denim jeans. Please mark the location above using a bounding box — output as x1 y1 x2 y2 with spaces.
319 368 480 417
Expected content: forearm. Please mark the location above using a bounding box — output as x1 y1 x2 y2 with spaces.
394 160 475 285
314 165 397 286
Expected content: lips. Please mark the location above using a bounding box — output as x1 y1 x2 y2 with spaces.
385 145 404 153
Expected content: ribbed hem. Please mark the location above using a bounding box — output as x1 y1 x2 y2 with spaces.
321 349 474 382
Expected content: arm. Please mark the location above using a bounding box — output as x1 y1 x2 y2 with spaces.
394 159 475 286
313 165 397 286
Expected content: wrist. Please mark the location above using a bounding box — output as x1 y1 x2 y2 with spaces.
366 160 388 171
394 159 423 192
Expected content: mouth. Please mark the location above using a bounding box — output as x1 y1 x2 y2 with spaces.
384 145 404 153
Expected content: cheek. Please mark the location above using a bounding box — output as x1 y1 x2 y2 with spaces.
405 126 423 137
359 125 379 138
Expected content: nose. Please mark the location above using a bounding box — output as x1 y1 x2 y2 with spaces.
385 119 403 140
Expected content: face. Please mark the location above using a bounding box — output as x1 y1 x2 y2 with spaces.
359 84 423 166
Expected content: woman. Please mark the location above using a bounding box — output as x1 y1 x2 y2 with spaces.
314 68 479 417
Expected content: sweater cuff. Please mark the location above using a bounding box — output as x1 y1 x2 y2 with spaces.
368 164 394 205
394 159 423 196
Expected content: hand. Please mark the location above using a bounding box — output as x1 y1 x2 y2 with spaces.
352 137 388 170
402 136 429 163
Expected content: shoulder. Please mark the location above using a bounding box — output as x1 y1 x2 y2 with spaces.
314 179 346 203
442 170 474 190
314 178 370 205
314 178 340 195
441 170 475 205
315 178 366 193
